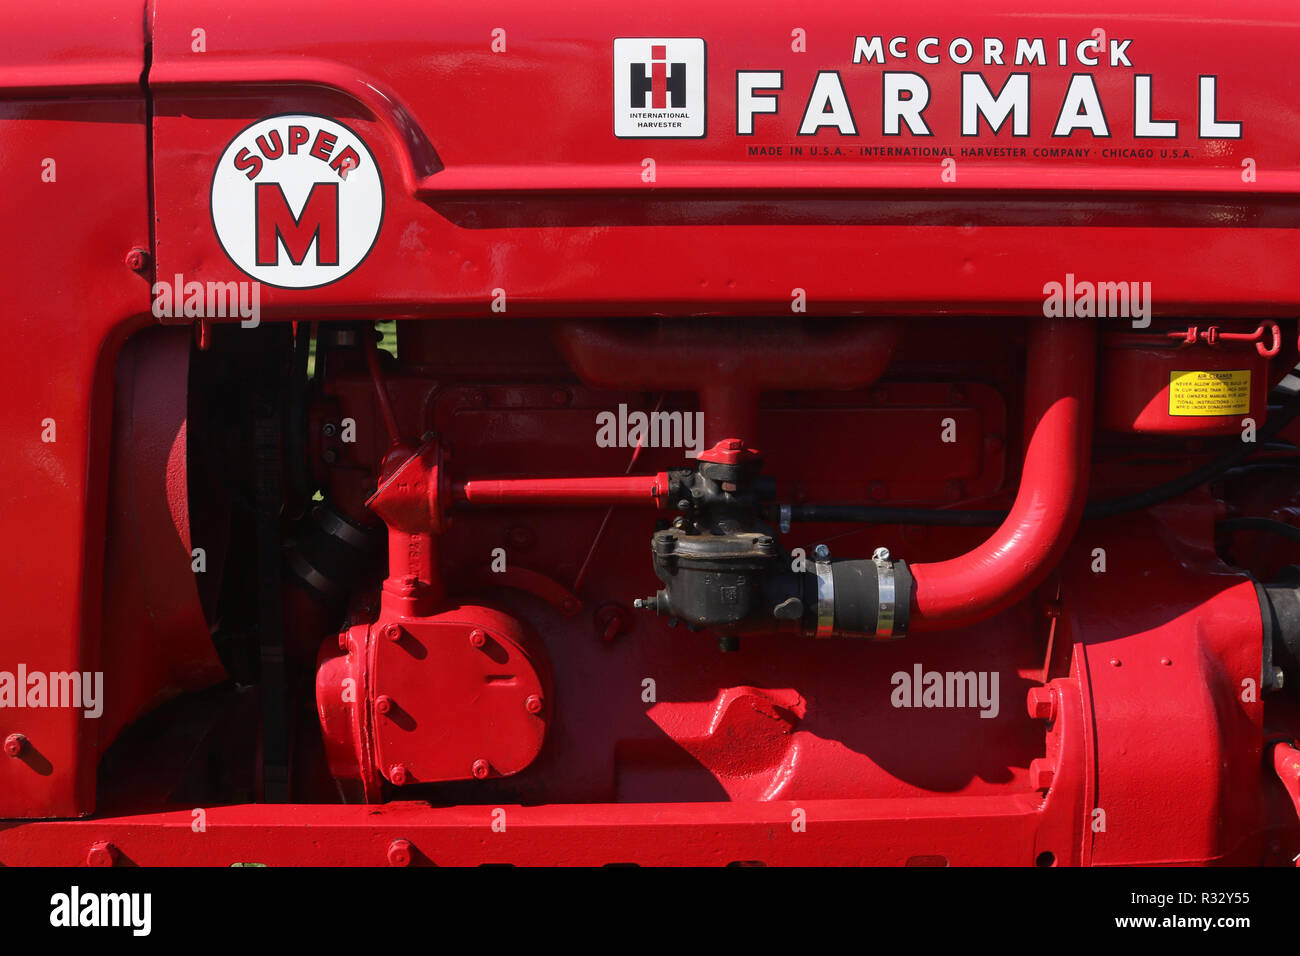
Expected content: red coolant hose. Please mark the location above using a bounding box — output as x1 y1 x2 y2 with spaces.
908 318 1096 632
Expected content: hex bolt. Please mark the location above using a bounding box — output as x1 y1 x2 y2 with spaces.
387 839 412 867
384 623 403 642
389 764 410 786
1028 758 1055 791
124 248 149 272
86 841 119 867
322 422 338 438
813 544 831 561
524 694 543 714
469 628 486 648
1026 687 1056 722
3 733 27 757
471 759 490 779
374 695 394 716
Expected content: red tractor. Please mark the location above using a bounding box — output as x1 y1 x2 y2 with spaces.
0 0 1297 867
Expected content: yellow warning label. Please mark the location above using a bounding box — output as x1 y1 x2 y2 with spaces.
1168 369 1251 417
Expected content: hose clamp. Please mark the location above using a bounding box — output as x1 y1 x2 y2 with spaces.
814 545 835 638
873 547 895 639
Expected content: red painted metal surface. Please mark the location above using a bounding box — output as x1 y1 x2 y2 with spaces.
319 606 548 795
0 0 1298 867
0 1 151 818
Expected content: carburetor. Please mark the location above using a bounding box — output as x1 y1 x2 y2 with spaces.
636 439 913 648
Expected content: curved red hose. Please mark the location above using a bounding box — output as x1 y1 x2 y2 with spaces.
909 318 1096 632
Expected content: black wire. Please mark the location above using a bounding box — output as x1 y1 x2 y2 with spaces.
789 385 1300 527
789 504 1005 527
1218 517 1300 546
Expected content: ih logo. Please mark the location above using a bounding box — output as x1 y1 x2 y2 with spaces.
211 114 383 289
613 38 706 138
631 44 686 109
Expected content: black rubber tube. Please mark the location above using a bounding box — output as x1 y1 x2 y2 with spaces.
791 385 1300 527
1219 517 1300 545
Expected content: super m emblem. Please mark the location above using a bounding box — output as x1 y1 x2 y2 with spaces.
211 114 384 289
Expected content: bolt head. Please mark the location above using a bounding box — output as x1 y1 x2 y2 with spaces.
124 248 148 272
813 544 831 560
524 694 543 714
1029 758 1055 791
1026 687 1056 722
387 839 412 867
374 695 393 715
471 759 490 779
469 628 486 647
384 623 403 642
3 733 27 757
872 547 891 563
86 841 118 867
389 764 409 786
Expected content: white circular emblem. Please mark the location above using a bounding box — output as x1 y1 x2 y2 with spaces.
211 114 383 289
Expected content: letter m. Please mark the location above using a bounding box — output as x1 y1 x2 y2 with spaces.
255 182 339 266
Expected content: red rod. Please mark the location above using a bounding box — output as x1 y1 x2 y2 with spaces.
363 328 402 443
909 318 1097 632
454 473 672 507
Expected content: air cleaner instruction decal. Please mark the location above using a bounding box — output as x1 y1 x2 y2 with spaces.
211 114 383 289
1169 370 1251 417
